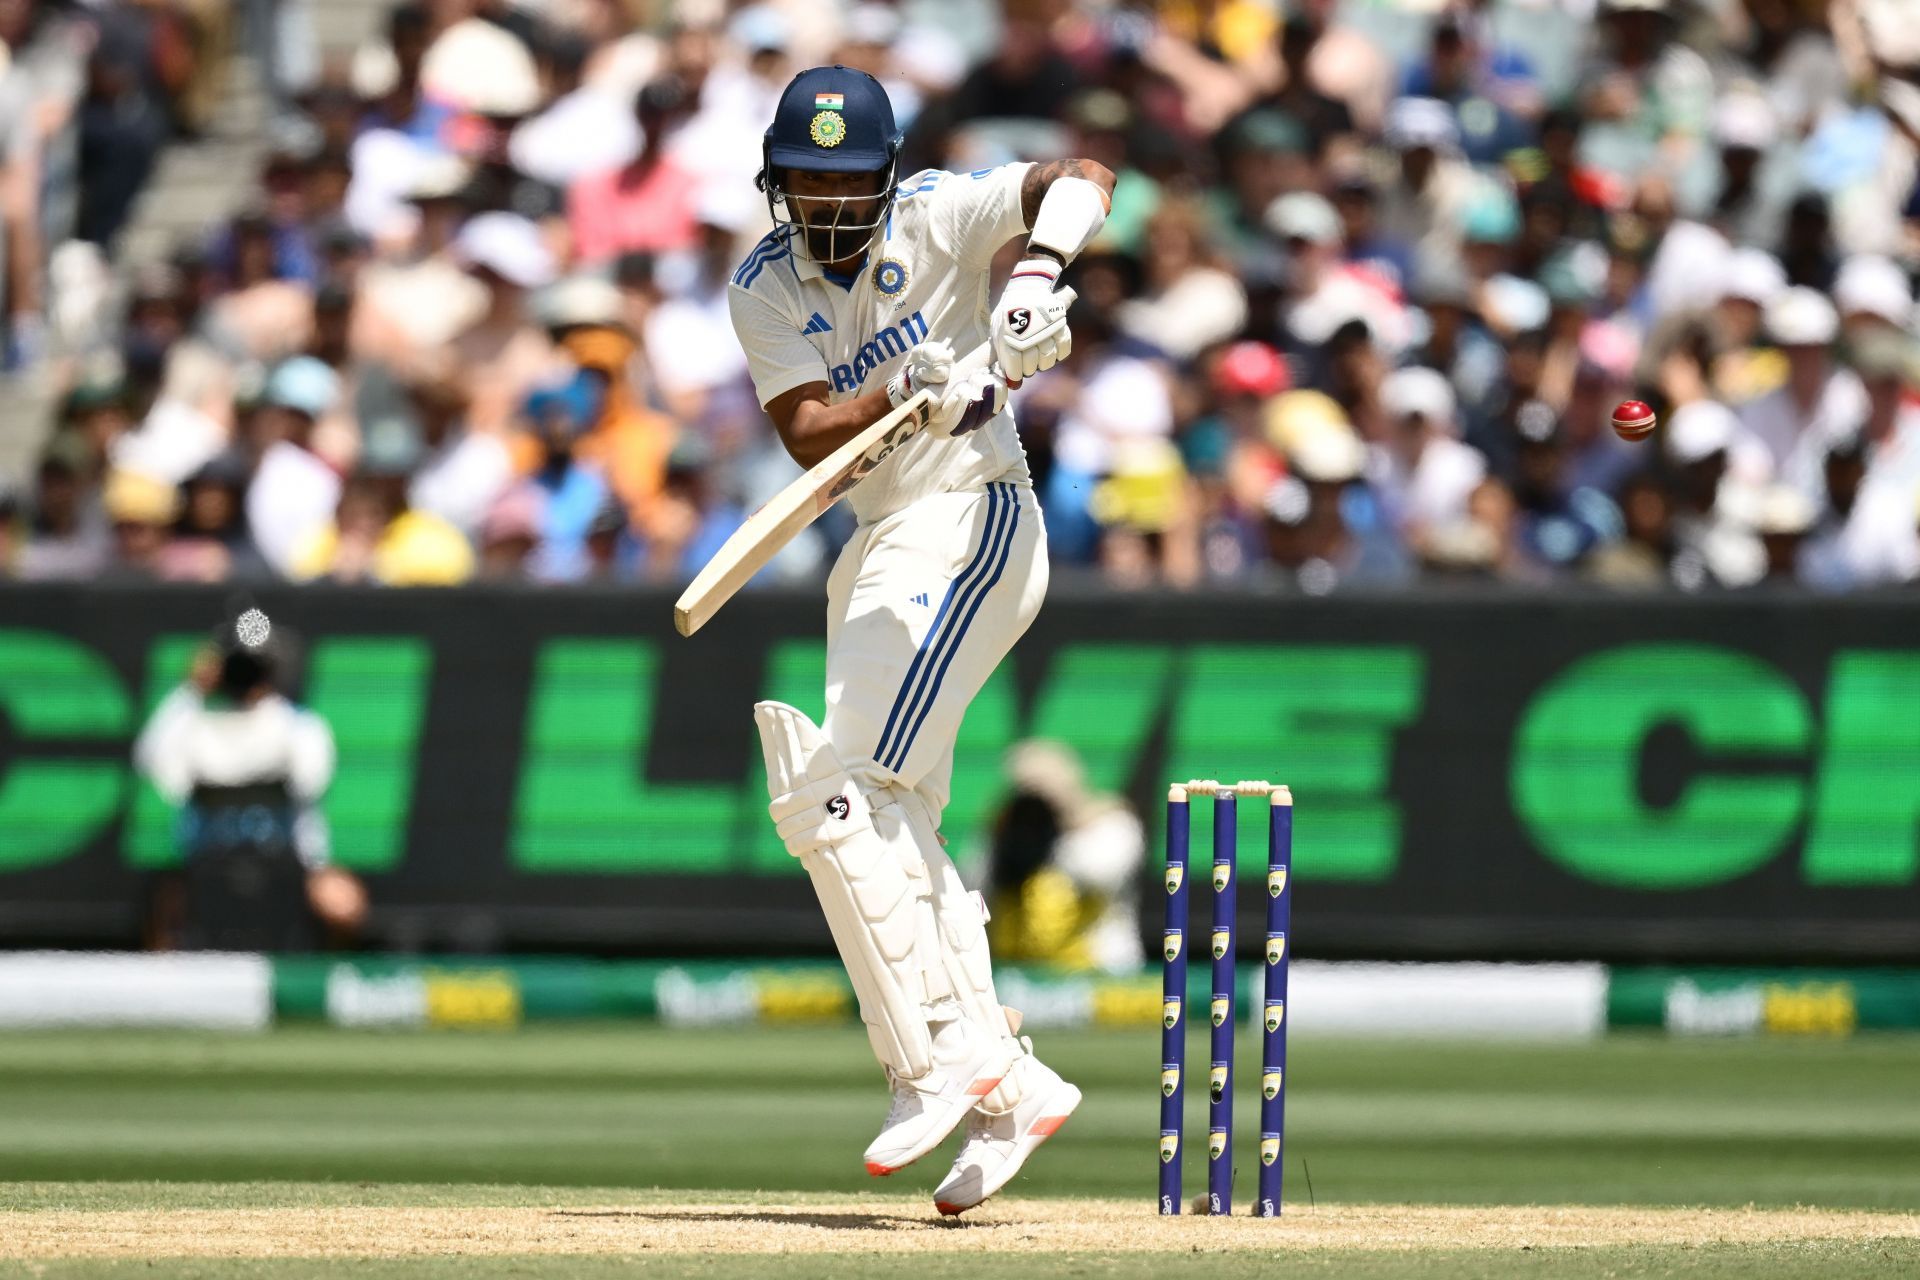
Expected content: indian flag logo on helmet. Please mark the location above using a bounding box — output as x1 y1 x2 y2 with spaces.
814 92 844 110
809 111 846 148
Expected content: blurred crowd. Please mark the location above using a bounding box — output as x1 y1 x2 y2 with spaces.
3 0 1920 592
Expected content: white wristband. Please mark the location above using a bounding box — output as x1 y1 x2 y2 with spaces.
1027 174 1109 264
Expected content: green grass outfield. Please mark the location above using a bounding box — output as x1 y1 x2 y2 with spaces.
3 1026 1920 1277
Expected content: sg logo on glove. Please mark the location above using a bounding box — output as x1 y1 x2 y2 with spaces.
1007 308 1032 335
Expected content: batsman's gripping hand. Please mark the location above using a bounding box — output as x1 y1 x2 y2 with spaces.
886 339 1007 437
990 260 1077 381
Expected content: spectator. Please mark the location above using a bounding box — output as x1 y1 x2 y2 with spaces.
980 739 1145 974
290 421 472 587
405 375 512 539
1732 287 1866 500
245 356 343 576
1665 400 1765 589
512 367 612 583
568 77 701 265
1368 365 1486 549
1118 199 1247 362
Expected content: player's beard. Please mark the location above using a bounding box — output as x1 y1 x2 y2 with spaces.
792 194 885 266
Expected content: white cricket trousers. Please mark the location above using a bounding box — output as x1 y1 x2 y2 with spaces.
823 479 1048 823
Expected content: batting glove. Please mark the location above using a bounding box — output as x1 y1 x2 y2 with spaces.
925 363 1007 437
886 340 955 409
990 260 1077 381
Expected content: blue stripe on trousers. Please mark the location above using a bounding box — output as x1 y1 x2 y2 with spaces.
871 484 1008 770
885 483 1021 771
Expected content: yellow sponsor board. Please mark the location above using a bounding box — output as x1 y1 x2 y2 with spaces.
424 970 521 1028
1762 982 1856 1036
758 975 855 1023
1093 979 1162 1027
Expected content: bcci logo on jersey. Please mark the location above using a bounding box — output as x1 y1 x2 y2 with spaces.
829 311 928 393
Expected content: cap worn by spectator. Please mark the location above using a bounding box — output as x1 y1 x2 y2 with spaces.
1385 98 1460 155
1766 287 1838 347
1226 110 1308 158
103 469 182 526
1754 484 1816 537
1851 329 1920 383
1289 424 1368 484
1720 248 1787 307
543 276 631 335
1263 389 1350 456
1833 256 1913 327
1089 438 1186 533
1265 192 1342 246
407 154 474 204
1483 276 1551 334
1665 400 1739 464
1213 341 1290 400
1381 366 1459 428
1714 92 1778 153
420 18 542 117
455 213 556 289
1461 187 1521 246
263 357 341 419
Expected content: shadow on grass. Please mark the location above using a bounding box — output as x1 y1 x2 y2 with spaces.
549 1208 983 1232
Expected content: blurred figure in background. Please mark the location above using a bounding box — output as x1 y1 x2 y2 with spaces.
980 741 1144 974
134 608 364 951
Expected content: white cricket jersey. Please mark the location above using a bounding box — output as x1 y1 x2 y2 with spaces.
728 163 1035 524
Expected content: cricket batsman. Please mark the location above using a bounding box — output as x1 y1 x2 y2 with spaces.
730 65 1113 1213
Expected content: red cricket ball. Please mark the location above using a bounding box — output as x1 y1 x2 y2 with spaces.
1611 399 1657 442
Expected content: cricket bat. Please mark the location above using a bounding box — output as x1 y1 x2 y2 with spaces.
673 343 995 637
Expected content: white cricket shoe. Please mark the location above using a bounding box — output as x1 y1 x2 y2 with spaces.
862 1014 1016 1177
932 1050 1082 1215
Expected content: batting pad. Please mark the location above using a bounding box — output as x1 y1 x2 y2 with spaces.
756 700 948 1079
